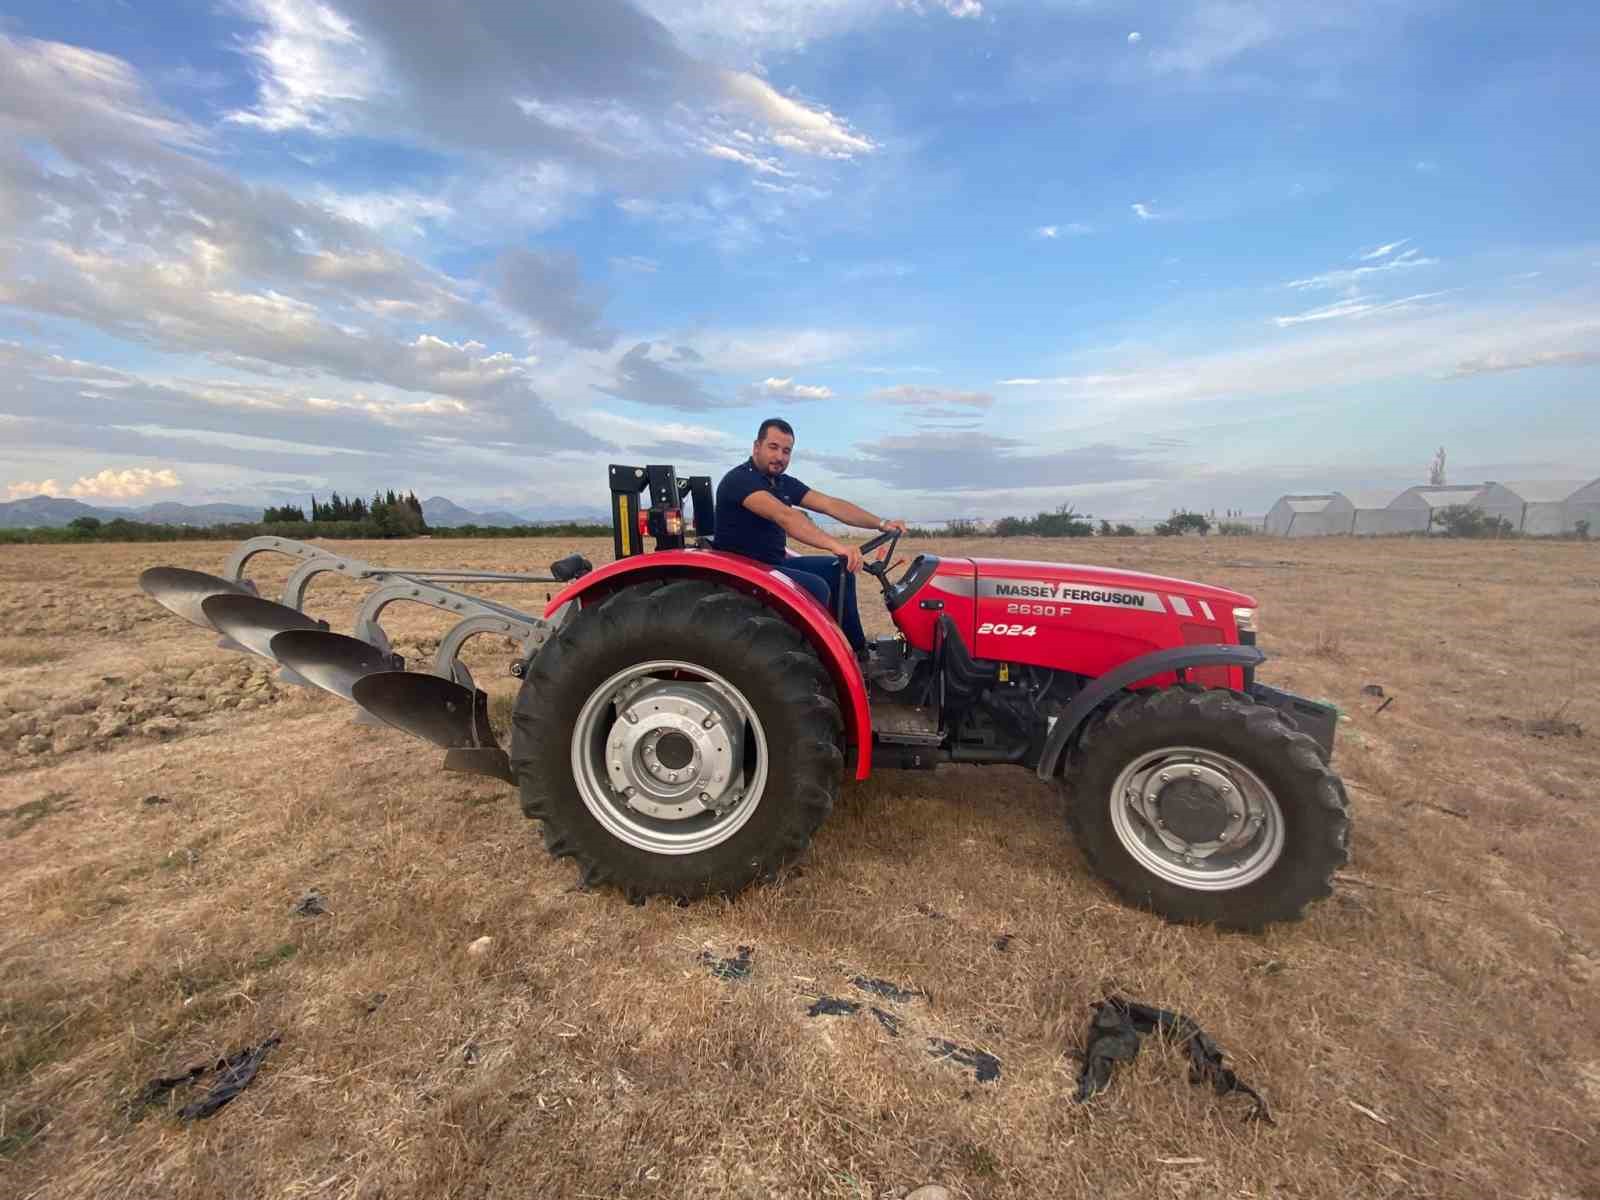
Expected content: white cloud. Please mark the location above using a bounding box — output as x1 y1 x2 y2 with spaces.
869 384 993 409
315 188 454 236
994 303 1600 414
1036 222 1093 239
1128 31 1143 45
610 255 661 273
7 466 182 500
691 327 905 373
1273 290 1450 327
6 478 62 499
721 70 875 158
742 376 835 401
1132 202 1156 220
1285 247 1438 292
703 141 791 175
1449 347 1600 378
228 0 375 134
1359 238 1410 261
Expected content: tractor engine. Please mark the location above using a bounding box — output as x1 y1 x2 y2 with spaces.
869 552 1270 771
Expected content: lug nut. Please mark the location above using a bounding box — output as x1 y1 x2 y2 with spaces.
1190 768 1201 778
702 716 716 729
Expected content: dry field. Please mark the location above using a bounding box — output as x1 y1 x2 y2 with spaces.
2 533 1598 1200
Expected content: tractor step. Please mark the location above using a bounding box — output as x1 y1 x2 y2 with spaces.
870 702 943 746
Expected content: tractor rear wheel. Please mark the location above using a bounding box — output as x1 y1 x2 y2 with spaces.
1062 685 1349 931
510 579 843 901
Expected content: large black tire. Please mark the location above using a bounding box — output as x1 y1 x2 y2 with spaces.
509 579 843 900
1062 685 1349 931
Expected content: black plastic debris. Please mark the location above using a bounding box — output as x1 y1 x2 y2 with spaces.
807 996 860 1017
1360 684 1385 698
928 1038 1001 1083
291 889 328 917
851 976 926 1003
141 794 171 807
136 1035 282 1122
916 903 950 920
993 933 1014 952
1074 996 1273 1124
870 1006 902 1037
698 945 753 981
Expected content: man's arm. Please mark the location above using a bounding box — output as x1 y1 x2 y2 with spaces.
797 488 907 535
742 491 864 571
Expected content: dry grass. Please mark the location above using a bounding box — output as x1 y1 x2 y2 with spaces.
2 534 1598 1200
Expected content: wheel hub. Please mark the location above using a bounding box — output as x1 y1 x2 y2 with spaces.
1110 747 1285 891
602 680 746 820
1153 771 1235 844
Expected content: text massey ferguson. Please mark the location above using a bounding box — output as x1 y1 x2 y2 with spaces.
994 581 1149 606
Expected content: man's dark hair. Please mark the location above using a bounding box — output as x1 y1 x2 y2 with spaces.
756 417 794 442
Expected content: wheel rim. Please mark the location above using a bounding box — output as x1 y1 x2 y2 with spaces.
571 660 768 856
1108 745 1285 891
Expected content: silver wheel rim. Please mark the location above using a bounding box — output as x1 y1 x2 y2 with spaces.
571 659 768 856
1109 745 1285 891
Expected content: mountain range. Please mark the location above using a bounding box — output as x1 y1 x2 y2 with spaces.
0 494 610 530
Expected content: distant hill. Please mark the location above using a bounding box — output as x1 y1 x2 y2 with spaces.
0 493 616 531
0 495 267 529
420 496 529 528
136 501 266 525
0 495 130 528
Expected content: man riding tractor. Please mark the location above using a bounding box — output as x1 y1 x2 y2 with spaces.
713 418 906 662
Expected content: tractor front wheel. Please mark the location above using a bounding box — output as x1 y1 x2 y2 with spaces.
1063 685 1349 931
510 579 844 901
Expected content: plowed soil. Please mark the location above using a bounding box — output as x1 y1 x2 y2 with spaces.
3 534 1597 1199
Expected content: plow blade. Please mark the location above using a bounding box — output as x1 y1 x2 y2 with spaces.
200 593 326 687
139 567 258 648
269 629 397 704
350 671 514 784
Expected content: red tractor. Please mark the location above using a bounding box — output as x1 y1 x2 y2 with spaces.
139 463 1348 931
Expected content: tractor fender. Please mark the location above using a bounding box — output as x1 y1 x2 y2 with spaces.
541 551 872 779
1034 644 1267 780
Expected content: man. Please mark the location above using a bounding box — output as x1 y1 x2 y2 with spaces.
713 417 906 655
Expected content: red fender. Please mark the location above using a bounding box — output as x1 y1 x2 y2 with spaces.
542 550 872 779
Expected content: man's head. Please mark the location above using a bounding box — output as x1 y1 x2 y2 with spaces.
752 417 795 477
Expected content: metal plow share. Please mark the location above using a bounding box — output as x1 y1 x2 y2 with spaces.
138 536 592 785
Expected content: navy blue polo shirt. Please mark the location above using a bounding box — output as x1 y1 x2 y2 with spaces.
714 459 810 565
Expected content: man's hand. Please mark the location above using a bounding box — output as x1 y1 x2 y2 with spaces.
878 518 909 534
834 541 864 574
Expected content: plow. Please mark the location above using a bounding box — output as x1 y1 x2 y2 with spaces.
140 463 1350 931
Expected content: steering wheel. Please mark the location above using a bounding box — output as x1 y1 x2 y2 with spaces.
829 529 905 629
858 528 901 581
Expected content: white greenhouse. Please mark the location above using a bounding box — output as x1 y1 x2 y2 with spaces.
1474 480 1589 535
1263 494 1342 537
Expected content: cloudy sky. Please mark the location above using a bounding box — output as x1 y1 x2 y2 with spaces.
2 1 1597 521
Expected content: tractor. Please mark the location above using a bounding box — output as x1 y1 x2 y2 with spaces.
138 464 1349 931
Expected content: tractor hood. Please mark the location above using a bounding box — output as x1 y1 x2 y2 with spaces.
966 558 1256 611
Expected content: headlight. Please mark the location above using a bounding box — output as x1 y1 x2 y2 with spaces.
1233 607 1257 633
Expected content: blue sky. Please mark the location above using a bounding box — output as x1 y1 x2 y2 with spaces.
1 0 1597 522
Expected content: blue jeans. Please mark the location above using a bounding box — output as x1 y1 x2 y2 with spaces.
777 555 867 653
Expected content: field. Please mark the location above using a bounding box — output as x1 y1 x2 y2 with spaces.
2 533 1598 1200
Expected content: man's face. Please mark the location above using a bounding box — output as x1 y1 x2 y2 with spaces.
753 429 794 477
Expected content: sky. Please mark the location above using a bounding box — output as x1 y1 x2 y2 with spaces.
1 0 1597 523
